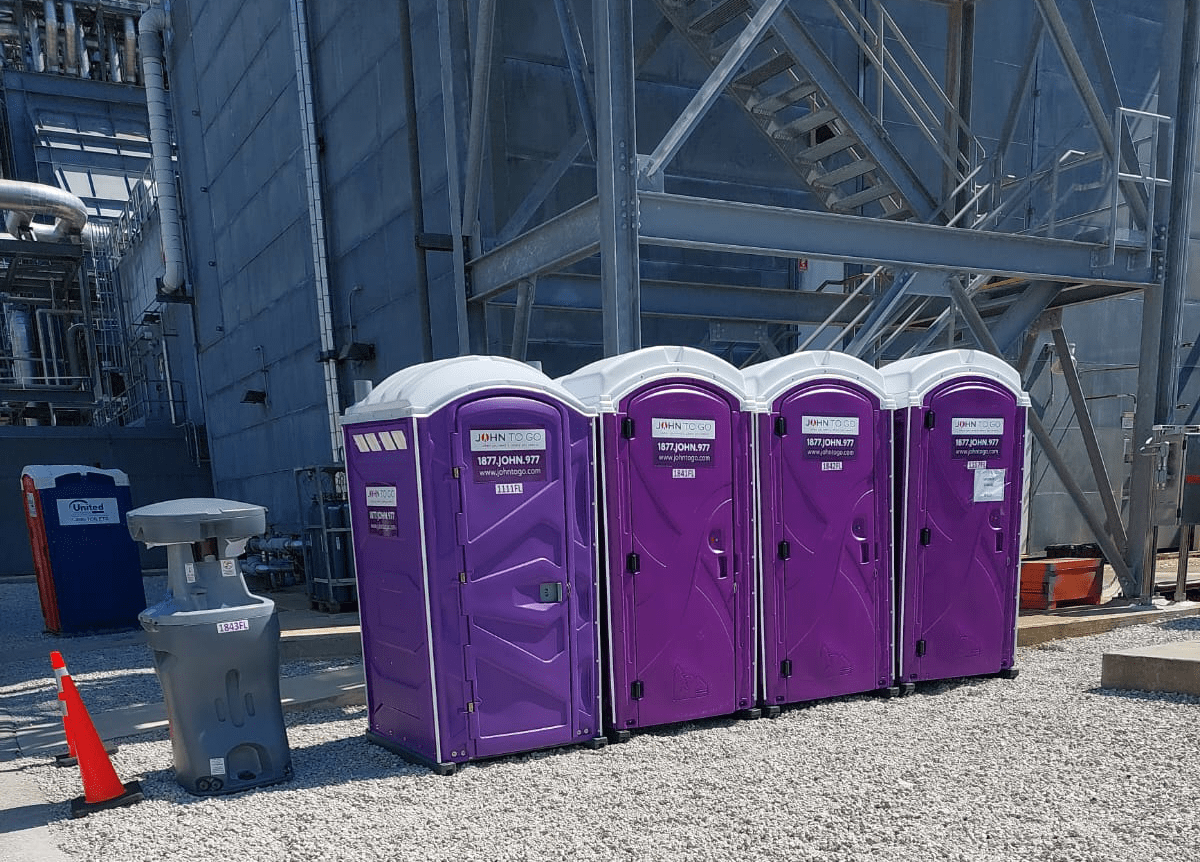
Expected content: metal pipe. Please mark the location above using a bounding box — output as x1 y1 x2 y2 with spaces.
4 306 35 385
247 535 305 554
160 324 176 424
36 309 84 383
65 322 84 378
138 5 186 292
34 307 57 384
123 16 136 84
43 1 57 73
288 0 344 461
398 0 433 362
63 1 76 74
0 179 88 241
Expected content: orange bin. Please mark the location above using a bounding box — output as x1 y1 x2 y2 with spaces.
1020 557 1103 610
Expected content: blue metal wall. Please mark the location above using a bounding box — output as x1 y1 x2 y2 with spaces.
161 0 1183 545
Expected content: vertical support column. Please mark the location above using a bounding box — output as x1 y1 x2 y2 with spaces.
1174 523 1193 601
1127 0 1198 597
435 0 472 355
510 277 536 361
943 0 975 218
593 0 641 356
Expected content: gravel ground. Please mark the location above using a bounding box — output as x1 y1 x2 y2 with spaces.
4 576 1200 861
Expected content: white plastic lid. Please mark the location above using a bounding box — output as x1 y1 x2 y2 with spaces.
557 345 748 412
342 355 591 425
880 349 1030 408
126 498 267 545
743 350 894 412
21 464 129 490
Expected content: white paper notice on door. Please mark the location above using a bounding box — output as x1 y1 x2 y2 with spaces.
973 468 1006 503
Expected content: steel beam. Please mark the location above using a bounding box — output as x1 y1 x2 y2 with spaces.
946 277 1139 595
1157 0 1200 428
510 277 536 360
988 281 1061 356
462 0 497 242
753 0 939 221
469 198 600 301
497 133 588 245
1126 0 1198 597
994 18 1044 172
495 15 674 245
593 0 641 355
489 273 870 324
637 192 1156 288
641 0 787 182
843 271 922 357
1034 0 1149 228
1049 322 1129 551
553 0 598 158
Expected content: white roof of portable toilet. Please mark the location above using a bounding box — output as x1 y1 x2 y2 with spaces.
557 345 749 412
341 355 590 425
20 465 129 489
880 349 1031 409
742 350 895 413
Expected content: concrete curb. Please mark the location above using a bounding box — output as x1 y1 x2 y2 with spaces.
1018 602 1200 647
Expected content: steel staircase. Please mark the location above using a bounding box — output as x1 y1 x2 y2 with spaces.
653 0 940 220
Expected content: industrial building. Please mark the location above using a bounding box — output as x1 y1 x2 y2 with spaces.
0 0 1195 606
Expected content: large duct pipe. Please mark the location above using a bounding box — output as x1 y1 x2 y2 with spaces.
5 306 35 385
63 1 77 74
0 179 88 241
138 5 185 293
123 16 137 84
43 1 57 72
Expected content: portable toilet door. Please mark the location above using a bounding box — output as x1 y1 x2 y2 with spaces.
342 356 602 773
882 349 1029 688
559 346 756 736
743 351 896 710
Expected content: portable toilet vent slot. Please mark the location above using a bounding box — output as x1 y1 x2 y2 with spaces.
882 349 1029 688
342 356 603 773
559 346 757 735
744 351 897 708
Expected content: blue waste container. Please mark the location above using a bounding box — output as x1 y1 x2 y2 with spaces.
21 465 145 634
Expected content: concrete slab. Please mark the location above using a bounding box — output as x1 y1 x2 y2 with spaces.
1100 641 1200 696
13 665 366 758
1017 600 1200 646
0 713 68 862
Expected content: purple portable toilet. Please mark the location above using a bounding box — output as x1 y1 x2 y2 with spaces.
342 356 603 774
558 346 757 739
743 351 897 713
882 349 1029 690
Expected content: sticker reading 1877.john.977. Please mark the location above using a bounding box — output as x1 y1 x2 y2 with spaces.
652 417 716 468
470 428 548 483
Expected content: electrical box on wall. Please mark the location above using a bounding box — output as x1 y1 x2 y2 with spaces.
1180 433 1200 525
1148 425 1200 526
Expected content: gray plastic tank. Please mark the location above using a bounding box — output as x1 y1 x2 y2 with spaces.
127 498 293 795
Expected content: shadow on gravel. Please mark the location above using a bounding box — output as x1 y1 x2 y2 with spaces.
1156 616 1200 632
1086 686 1200 704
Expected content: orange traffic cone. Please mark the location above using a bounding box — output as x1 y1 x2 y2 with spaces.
49 652 118 768
49 651 79 767
51 653 144 817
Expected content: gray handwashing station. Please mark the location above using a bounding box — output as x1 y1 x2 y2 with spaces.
127 498 292 795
